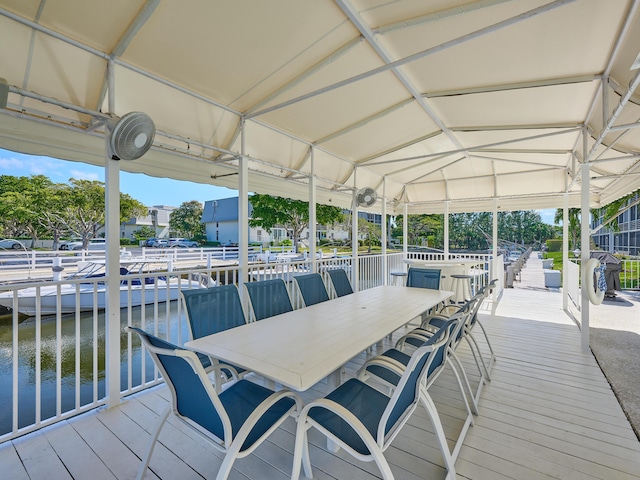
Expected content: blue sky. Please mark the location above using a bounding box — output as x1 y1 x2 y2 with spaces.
0 148 558 224
0 148 237 207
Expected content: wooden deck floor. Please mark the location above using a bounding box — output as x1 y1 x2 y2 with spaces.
2 265 640 479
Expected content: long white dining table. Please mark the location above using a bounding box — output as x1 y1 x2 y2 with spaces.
185 285 452 392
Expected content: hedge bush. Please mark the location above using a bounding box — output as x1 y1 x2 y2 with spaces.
546 238 562 252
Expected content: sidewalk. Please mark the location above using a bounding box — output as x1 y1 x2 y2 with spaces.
512 252 640 439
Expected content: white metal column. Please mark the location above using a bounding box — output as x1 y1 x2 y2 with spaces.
309 148 317 272
381 178 387 285
444 200 450 260
580 147 590 352
238 119 249 286
351 170 359 291
562 190 569 311
403 203 408 263
105 60 121 408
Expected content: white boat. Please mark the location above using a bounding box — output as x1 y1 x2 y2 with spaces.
0 259 207 316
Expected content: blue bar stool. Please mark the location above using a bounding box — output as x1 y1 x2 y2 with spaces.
390 270 407 286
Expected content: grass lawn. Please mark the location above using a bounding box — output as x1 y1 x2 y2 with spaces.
543 251 564 273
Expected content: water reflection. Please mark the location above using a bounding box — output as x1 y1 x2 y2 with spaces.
0 301 188 435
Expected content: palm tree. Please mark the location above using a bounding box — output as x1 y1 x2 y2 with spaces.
554 208 581 250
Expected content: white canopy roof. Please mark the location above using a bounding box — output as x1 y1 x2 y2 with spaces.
1 0 640 214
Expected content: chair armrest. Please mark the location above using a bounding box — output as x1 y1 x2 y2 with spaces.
358 357 406 380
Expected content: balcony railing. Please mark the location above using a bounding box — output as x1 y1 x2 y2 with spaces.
0 251 500 442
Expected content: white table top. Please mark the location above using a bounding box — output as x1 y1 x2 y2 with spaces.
186 285 452 392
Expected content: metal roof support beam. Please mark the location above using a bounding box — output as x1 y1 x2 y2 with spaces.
609 121 640 132
410 166 561 185
451 122 581 131
385 152 458 179
401 157 466 184
355 131 442 166
588 68 640 161
424 74 597 98
472 154 567 169
96 0 161 110
247 0 577 119
314 98 414 145
367 127 582 166
372 0 514 35
245 36 363 116
334 0 468 159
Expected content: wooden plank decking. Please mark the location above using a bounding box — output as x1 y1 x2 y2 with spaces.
2 258 640 479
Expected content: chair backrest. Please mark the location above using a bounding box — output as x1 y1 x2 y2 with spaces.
406 267 441 290
243 278 293 321
326 268 353 297
127 326 228 443
294 273 330 306
180 284 246 340
379 318 456 443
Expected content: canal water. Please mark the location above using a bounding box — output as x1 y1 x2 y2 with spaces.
0 301 187 436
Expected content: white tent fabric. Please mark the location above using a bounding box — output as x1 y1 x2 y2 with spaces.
1 0 639 213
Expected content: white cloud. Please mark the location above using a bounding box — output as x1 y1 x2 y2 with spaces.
0 157 24 170
69 169 99 181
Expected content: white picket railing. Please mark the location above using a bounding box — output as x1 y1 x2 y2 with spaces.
0 251 500 442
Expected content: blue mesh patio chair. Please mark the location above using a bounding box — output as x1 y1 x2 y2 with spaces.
326 268 353 298
293 273 330 307
395 296 484 414
180 285 248 390
243 278 293 321
291 321 454 480
358 315 473 471
127 326 302 480
406 267 442 290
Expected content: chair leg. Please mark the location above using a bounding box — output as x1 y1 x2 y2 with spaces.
136 404 171 480
464 331 492 382
448 350 479 415
292 419 313 480
371 448 395 480
418 388 457 478
475 319 496 368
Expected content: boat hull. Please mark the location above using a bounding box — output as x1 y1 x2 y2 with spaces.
0 281 197 316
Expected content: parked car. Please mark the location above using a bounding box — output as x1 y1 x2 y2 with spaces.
142 238 158 247
168 238 199 248
153 239 169 248
59 238 82 250
62 238 107 251
0 238 25 250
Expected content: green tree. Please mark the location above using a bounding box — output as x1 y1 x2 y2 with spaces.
0 175 54 245
392 214 443 248
553 208 581 250
358 218 381 252
248 194 344 250
61 179 147 248
38 183 75 250
132 225 157 244
169 200 205 240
